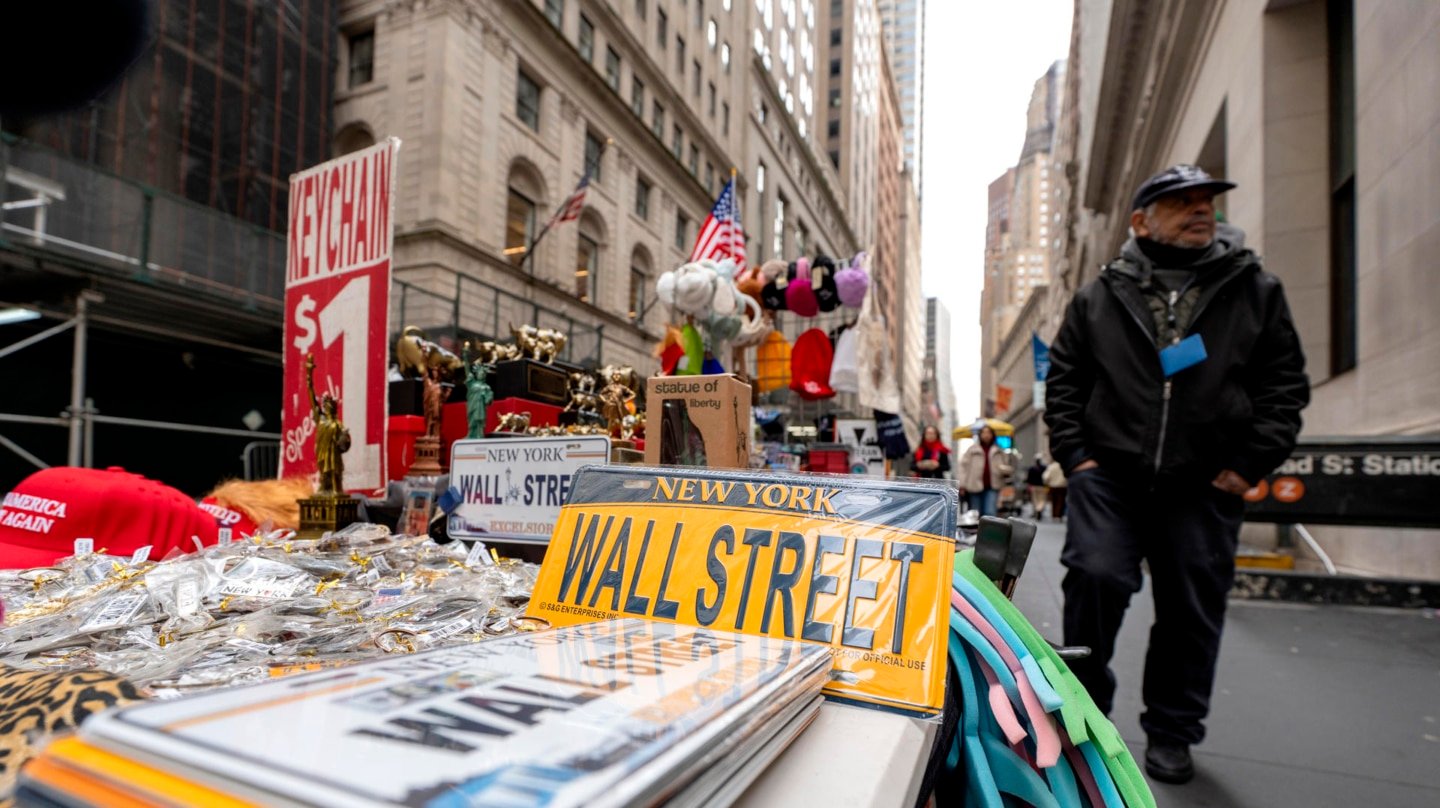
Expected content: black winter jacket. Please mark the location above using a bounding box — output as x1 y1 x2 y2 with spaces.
1044 226 1310 486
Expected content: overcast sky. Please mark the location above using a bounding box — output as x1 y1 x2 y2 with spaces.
919 0 1073 424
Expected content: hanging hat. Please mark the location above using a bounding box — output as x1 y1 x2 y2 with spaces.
785 258 820 317
760 260 792 311
811 255 842 312
836 254 870 308
789 328 836 400
755 330 792 394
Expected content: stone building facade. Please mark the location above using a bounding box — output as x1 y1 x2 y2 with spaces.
333 0 857 373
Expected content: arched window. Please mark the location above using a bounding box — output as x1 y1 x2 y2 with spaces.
576 209 606 303
505 160 547 266
334 122 376 156
629 245 653 323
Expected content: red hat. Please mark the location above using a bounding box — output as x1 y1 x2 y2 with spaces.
0 467 220 569
789 328 837 400
197 498 261 539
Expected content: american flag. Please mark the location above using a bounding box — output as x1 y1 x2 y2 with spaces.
690 177 746 265
547 174 590 228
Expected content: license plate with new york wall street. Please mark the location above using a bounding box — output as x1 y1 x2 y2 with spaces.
527 466 958 717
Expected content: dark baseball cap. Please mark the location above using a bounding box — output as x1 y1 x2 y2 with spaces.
1131 164 1236 210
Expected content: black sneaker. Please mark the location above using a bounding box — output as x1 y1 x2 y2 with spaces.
1144 739 1195 784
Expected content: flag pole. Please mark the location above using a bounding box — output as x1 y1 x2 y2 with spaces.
729 167 739 261
519 139 611 275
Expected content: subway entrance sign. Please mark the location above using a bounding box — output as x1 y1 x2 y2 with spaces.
526 466 959 717
1242 438 1440 528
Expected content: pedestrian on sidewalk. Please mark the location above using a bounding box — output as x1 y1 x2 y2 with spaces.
912 425 952 480
959 426 1013 516
1043 459 1068 519
1025 457 1049 518
1044 165 1309 785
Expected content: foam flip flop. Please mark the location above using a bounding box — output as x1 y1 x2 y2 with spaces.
955 550 1156 808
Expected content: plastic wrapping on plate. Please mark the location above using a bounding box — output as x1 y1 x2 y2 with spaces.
0 523 540 695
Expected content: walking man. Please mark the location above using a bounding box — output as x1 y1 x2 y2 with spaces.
1044 165 1309 784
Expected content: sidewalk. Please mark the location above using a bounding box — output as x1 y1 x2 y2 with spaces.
1011 521 1440 807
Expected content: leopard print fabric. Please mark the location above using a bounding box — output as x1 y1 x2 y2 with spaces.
0 668 144 802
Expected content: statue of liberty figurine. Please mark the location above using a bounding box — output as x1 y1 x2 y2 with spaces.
463 342 494 439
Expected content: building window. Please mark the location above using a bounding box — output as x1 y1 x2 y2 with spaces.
658 9 668 47
675 211 690 251
348 30 374 88
584 130 605 182
505 189 536 266
545 0 564 27
705 163 714 192
672 125 684 159
605 47 621 91
722 42 731 72
677 36 686 72
772 194 786 257
797 222 809 255
632 76 645 117
635 0 647 20
829 58 840 77
652 101 665 138
635 176 652 219
755 162 765 193
722 101 730 135
578 15 595 62
629 265 647 321
689 145 699 175
693 61 702 95
576 233 598 302
708 82 717 116
516 69 541 131
1328 0 1357 375
708 19 718 47
827 120 839 138
695 0 705 27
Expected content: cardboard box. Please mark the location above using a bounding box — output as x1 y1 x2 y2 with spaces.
644 374 752 468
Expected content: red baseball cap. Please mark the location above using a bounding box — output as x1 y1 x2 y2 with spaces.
0 467 220 569
197 498 261 539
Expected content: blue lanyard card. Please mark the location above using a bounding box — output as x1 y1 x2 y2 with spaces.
1159 333 1207 377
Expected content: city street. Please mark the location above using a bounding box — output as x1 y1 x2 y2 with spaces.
1012 522 1440 807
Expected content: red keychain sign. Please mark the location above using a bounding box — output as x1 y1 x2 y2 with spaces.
280 139 400 493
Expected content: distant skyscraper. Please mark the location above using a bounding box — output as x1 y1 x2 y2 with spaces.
878 0 923 192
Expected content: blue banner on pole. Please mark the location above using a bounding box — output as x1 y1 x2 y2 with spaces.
1032 332 1051 381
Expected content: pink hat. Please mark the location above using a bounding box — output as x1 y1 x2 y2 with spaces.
785 257 820 317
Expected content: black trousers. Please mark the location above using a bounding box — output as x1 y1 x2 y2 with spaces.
1060 466 1243 746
